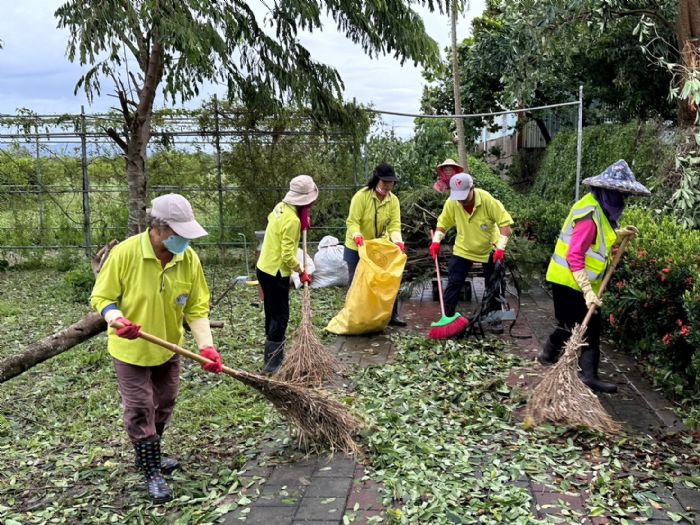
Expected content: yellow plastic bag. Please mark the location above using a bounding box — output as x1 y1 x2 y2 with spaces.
326 238 407 335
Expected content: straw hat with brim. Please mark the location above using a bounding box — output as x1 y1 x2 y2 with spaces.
449 173 474 201
148 193 208 239
436 158 464 174
582 159 651 197
283 175 319 206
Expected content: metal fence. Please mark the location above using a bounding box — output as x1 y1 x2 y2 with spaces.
0 103 364 258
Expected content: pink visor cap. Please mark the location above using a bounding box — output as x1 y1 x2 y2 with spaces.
148 194 208 239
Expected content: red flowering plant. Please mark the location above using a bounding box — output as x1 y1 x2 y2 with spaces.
604 208 700 405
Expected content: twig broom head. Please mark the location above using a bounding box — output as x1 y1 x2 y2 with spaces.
525 323 621 435
232 368 363 454
276 286 336 386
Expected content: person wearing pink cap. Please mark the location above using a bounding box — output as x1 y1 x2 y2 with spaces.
256 175 318 374
91 193 222 503
429 173 513 332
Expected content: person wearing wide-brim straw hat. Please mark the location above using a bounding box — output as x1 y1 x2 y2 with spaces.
538 159 651 393
256 175 319 374
90 193 222 503
434 158 464 193
343 162 407 326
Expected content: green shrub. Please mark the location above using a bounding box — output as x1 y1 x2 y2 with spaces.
62 264 96 303
606 207 700 424
532 121 675 206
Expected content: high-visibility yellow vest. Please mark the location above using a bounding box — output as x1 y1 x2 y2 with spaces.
545 193 617 294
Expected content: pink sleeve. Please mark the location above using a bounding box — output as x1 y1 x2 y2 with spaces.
566 218 597 272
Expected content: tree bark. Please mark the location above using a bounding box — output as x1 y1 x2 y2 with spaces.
0 313 107 384
451 0 468 170
677 0 700 126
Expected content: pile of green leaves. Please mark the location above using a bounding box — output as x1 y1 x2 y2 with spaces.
0 263 345 523
353 334 700 524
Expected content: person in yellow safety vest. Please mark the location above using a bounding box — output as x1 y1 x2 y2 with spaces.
538 159 651 393
429 173 514 333
343 162 407 326
91 193 222 504
256 175 318 374
433 158 464 193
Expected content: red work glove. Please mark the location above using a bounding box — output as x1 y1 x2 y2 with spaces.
299 206 312 232
354 235 364 247
199 346 223 374
300 272 313 285
395 241 405 253
493 249 506 263
429 242 441 260
113 317 141 340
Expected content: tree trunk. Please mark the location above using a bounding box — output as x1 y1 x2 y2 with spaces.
451 0 468 170
526 113 552 145
677 0 700 126
0 313 107 384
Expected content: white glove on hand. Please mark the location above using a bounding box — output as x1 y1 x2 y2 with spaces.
572 269 602 309
615 225 639 244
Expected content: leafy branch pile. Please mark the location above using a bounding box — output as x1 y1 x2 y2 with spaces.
353 334 700 524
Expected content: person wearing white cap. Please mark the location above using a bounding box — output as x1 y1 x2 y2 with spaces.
429 173 513 331
90 193 222 503
343 162 407 326
256 175 318 374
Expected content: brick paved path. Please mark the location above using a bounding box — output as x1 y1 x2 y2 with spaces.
222 277 700 524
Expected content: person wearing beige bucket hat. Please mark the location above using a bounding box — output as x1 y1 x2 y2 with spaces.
90 193 222 503
538 159 650 394
256 175 318 373
434 158 464 193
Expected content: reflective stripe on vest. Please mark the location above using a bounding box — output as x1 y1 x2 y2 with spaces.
545 194 616 294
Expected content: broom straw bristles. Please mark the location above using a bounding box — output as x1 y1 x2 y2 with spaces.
525 323 621 435
276 286 336 386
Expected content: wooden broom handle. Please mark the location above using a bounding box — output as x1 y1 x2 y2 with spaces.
581 236 631 328
111 321 237 377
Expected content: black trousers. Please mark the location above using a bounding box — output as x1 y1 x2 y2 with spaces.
256 268 290 342
443 254 497 317
546 282 601 354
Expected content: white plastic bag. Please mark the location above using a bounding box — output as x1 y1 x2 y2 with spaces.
291 248 315 289
311 236 348 289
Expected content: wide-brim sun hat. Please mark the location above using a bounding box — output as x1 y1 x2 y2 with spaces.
582 159 651 196
448 173 474 201
148 193 208 239
436 158 464 174
283 175 319 206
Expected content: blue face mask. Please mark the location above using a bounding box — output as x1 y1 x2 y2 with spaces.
163 234 191 255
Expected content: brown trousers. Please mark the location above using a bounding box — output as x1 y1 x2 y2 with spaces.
113 356 181 443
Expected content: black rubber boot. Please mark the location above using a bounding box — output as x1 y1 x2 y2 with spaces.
536 340 561 366
388 300 407 327
262 340 284 374
134 439 173 503
579 347 617 393
135 424 180 474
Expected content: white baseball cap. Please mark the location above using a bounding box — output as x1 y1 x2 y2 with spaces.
147 194 208 239
448 173 474 201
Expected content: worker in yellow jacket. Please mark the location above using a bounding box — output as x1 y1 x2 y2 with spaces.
256 175 317 373
343 162 406 326
538 160 650 393
429 173 513 332
91 194 221 503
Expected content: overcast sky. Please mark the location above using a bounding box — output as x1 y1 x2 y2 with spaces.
0 1 486 137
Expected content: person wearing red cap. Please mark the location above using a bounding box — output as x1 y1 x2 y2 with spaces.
256 175 318 373
90 193 222 503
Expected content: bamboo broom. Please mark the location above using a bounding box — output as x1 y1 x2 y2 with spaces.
525 237 632 434
114 323 362 453
276 229 337 386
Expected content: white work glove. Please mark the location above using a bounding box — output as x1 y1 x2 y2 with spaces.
572 269 602 309
615 225 639 244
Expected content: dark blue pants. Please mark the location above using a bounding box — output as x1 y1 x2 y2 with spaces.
443 254 496 317
343 247 360 285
